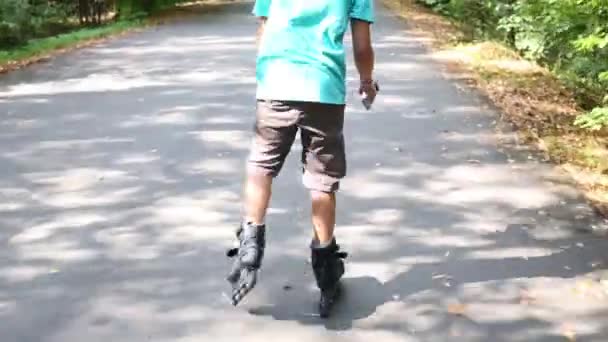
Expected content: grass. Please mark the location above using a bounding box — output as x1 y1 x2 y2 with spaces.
382 0 608 217
0 20 143 72
0 0 245 73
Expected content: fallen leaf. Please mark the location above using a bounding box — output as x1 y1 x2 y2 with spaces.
518 289 536 305
447 302 467 316
560 324 577 342
600 280 608 295
573 279 597 298
449 326 462 337
590 260 603 268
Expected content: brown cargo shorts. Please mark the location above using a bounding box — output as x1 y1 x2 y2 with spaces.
247 100 346 193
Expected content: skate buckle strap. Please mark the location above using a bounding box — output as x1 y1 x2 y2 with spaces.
333 243 348 259
226 248 239 258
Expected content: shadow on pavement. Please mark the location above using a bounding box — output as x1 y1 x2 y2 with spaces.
1 2 608 342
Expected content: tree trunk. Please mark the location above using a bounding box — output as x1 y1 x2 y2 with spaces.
79 0 91 25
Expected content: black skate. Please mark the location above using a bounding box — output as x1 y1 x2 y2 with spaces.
226 222 266 306
311 239 348 318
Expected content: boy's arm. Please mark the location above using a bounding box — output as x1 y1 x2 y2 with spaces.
351 19 378 107
351 19 375 83
253 0 269 49
256 17 267 49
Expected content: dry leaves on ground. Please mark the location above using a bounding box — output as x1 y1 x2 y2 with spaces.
447 302 468 316
381 0 608 219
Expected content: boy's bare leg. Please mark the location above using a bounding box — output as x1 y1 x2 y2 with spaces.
244 172 273 225
310 190 346 318
311 190 336 244
226 172 272 306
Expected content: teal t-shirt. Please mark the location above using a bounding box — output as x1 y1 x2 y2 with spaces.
253 0 374 105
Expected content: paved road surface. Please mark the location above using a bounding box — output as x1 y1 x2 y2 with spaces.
2 2 608 341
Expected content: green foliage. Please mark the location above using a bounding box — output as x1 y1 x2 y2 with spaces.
0 1 190 49
116 0 188 18
574 107 608 131
0 0 34 47
0 20 139 64
416 0 608 131
0 0 76 48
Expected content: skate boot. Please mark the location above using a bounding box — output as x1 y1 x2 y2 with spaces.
311 238 348 318
226 222 266 306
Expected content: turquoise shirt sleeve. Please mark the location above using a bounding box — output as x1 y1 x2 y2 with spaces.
253 0 270 17
350 0 374 23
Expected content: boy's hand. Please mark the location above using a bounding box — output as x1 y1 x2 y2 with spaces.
360 79 379 110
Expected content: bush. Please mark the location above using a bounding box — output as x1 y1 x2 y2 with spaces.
417 0 608 131
0 1 192 49
0 0 76 48
0 0 33 47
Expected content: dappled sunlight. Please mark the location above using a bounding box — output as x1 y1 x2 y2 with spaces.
144 193 237 229
0 1 607 341
120 111 200 128
467 246 558 260
24 167 133 191
10 213 107 244
374 62 422 73
37 186 142 208
0 74 170 97
0 265 52 283
181 157 242 175
379 94 418 106
14 238 102 264
114 153 160 165
423 164 558 207
345 162 557 210
190 129 252 150
0 68 255 97
3 138 135 163
95 37 254 55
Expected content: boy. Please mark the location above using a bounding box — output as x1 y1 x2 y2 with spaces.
227 0 377 318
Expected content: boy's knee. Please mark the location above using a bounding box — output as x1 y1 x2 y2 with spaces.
310 189 336 202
